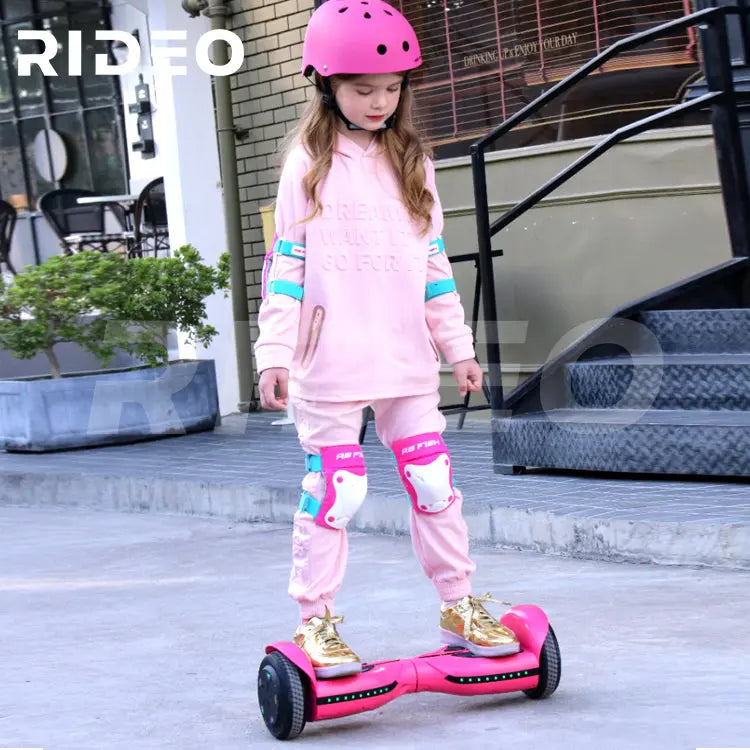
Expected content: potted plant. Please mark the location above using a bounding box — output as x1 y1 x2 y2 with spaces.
0 245 230 452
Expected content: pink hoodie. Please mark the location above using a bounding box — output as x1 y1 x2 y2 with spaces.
254 133 475 402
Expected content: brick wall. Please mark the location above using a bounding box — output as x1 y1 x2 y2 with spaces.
228 0 314 394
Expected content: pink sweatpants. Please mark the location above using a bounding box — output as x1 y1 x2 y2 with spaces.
289 391 476 621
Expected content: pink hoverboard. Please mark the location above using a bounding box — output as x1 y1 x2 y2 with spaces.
258 604 560 740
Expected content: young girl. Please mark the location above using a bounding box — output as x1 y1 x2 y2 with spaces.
255 0 520 679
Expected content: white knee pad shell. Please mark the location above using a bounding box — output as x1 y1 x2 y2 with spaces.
392 432 455 514
299 444 367 530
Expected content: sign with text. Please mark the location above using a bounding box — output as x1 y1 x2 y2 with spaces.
16 29 244 77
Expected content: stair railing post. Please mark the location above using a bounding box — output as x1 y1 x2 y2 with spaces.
471 144 505 415
693 0 750 257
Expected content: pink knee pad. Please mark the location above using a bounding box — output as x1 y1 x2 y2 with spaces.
299 445 367 530
392 432 455 514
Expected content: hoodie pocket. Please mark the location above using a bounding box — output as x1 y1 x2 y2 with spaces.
428 335 440 362
301 305 325 368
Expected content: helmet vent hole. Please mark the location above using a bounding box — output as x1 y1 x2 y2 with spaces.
377 44 387 55
403 41 410 51
364 11 371 17
338 6 348 11
384 9 393 15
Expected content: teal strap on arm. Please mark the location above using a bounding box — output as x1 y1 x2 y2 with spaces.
428 237 445 256
305 454 322 472
299 491 321 516
267 279 303 301
274 238 306 260
425 278 457 301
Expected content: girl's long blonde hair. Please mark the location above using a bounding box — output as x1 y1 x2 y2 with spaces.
281 74 434 236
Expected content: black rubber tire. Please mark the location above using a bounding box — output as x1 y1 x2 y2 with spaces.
523 626 561 699
258 651 307 740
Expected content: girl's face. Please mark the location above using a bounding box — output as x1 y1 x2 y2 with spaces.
333 73 403 131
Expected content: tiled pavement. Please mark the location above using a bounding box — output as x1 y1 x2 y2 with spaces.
1 411 749 567
4 507 749 749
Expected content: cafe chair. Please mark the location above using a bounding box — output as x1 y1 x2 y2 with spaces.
131 177 170 258
39 188 134 256
0 199 18 276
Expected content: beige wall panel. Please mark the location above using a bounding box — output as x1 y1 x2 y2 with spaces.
433 126 732 408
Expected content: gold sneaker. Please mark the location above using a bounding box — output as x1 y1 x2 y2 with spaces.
293 608 362 679
440 593 521 657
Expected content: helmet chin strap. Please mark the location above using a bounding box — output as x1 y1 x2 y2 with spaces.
320 74 409 132
336 106 395 131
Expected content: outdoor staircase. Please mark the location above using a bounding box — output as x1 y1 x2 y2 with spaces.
493 259 750 477
462 4 750 477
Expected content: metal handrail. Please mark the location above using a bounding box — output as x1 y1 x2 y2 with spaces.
492 92 721 235
470 3 750 414
474 6 726 152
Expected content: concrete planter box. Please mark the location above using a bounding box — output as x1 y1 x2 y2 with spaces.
0 359 219 452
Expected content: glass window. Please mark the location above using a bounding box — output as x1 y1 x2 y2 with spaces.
79 10 116 106
404 0 705 157
38 1 67 12
9 21 46 118
0 122 27 206
0 39 13 119
51 113 89 190
3 1 34 20
19 117 52 204
46 12 80 113
85 108 128 195
0 1 127 209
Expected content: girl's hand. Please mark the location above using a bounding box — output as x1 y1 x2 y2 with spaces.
452 359 483 397
259 367 290 410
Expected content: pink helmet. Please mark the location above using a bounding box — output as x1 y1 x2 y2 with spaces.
302 0 422 77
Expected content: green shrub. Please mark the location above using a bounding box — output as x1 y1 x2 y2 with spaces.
0 245 230 378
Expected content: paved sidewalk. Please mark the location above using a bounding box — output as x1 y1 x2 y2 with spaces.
1 507 748 750
1 412 749 567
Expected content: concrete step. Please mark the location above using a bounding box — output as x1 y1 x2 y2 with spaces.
1 467 748 570
567 354 750 410
1 412 747 570
636 308 750 353
493 408 750 476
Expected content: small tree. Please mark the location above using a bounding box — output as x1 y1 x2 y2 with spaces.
0 245 230 378
0 251 129 378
